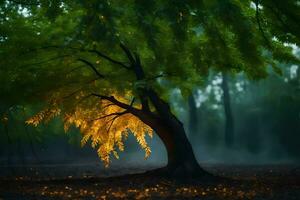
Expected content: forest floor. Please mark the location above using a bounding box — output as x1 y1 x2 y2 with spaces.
0 164 299 199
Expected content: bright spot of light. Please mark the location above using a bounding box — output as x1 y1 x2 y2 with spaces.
194 90 208 108
290 65 298 79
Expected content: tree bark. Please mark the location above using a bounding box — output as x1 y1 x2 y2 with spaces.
109 44 211 178
137 110 208 178
131 89 209 178
221 72 235 148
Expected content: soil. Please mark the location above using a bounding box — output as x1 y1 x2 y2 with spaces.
0 164 299 199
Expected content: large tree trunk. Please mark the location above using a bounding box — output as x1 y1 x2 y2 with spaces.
221 72 235 148
156 118 206 178
134 90 209 178
115 45 211 178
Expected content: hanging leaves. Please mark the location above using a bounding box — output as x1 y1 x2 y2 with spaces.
26 97 153 167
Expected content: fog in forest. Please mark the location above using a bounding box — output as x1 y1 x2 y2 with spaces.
0 60 299 174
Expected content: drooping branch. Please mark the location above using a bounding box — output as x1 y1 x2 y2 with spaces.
255 0 272 48
87 49 131 70
101 103 115 110
90 110 129 122
103 97 135 132
66 65 85 75
21 55 72 68
106 110 129 133
91 97 135 125
77 58 105 79
24 45 131 70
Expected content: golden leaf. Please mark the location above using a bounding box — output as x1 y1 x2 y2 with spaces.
27 94 153 167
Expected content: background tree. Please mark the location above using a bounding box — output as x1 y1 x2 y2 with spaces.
221 72 235 148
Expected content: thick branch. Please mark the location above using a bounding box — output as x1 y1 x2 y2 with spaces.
87 49 131 70
91 93 140 113
146 89 171 115
132 52 146 80
77 58 105 79
140 96 150 112
119 45 150 111
119 43 136 66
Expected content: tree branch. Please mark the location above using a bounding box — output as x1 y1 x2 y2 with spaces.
119 43 136 66
106 111 129 133
87 49 131 70
264 4 295 35
24 45 131 70
7 0 39 6
104 99 137 132
20 55 71 68
77 58 105 79
255 0 271 48
90 110 128 122
101 103 115 110
91 93 140 113
91 97 135 123
119 44 151 112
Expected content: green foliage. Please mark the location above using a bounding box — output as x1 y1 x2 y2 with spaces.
1 0 299 107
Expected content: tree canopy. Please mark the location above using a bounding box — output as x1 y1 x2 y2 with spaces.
1 0 299 166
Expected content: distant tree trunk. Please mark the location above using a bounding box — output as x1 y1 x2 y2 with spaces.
221 72 235 148
22 110 41 163
188 94 198 135
3 121 16 175
24 125 40 163
3 123 13 165
16 139 26 166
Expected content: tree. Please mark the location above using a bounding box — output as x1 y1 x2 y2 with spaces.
221 72 235 148
1 0 299 178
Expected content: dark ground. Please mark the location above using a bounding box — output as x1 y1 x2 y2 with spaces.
0 164 300 199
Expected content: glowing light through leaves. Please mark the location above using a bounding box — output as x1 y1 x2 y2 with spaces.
26 96 153 167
